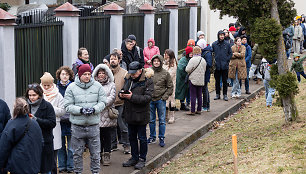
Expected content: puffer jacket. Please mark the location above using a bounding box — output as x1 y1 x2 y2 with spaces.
151 55 173 101
251 44 263 65
143 38 160 68
228 44 247 80
212 31 233 70
186 55 207 86
92 64 117 128
120 68 154 125
64 74 107 126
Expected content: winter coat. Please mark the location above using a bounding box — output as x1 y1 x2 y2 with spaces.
112 66 128 106
212 31 233 70
121 40 145 70
293 25 304 41
151 55 173 101
163 59 177 108
290 55 306 72
64 74 107 126
228 44 247 80
202 45 213 83
0 99 11 138
242 43 252 68
57 81 72 136
301 23 306 36
186 55 207 86
0 115 43 174
120 68 154 125
175 56 190 100
285 25 294 40
28 99 56 173
42 84 65 150
251 44 263 65
92 64 117 128
224 37 234 46
72 58 94 76
143 38 160 68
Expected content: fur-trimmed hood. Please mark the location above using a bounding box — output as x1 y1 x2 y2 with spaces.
125 68 154 81
92 64 114 82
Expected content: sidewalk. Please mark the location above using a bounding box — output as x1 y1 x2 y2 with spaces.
81 80 264 174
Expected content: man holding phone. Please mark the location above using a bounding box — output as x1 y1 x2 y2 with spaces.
119 61 154 170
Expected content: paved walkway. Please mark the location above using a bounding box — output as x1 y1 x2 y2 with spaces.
76 80 264 174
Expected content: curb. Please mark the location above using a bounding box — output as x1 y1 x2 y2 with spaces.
131 86 265 174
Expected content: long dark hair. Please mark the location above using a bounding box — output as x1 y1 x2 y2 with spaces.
165 49 177 68
25 83 44 99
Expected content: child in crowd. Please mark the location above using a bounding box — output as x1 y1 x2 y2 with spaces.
290 53 306 83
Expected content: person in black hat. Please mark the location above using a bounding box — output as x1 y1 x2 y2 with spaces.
119 61 154 170
121 35 145 70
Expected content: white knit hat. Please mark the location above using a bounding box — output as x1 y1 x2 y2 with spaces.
197 39 207 49
197 31 205 38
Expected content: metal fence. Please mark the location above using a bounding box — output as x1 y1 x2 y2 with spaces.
15 10 63 97
197 6 201 31
123 13 145 48
154 11 170 55
79 15 110 67
178 7 190 52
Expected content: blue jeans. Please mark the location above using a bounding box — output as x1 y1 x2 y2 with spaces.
58 135 74 171
232 70 241 96
264 79 275 106
240 67 250 91
149 100 166 139
128 124 147 161
296 71 306 82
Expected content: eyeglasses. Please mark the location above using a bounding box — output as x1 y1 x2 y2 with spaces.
28 83 38 89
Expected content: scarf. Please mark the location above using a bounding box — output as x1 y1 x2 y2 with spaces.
41 83 59 102
27 98 42 115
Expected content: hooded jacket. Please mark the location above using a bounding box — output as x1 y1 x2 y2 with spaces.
212 31 233 70
64 74 107 126
151 55 173 101
92 64 117 128
143 38 160 68
242 42 252 68
120 68 154 125
121 40 145 70
290 53 306 72
251 44 263 65
202 45 213 83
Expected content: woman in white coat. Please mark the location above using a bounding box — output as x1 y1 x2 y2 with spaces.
40 72 65 174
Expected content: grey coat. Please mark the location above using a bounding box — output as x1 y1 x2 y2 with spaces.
93 64 117 128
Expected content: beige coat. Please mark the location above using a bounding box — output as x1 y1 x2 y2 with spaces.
185 55 206 86
112 66 128 106
163 60 177 107
228 44 247 79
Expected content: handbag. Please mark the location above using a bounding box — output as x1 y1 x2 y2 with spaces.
185 57 203 83
108 107 119 119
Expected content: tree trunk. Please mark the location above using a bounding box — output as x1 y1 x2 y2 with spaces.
270 0 298 122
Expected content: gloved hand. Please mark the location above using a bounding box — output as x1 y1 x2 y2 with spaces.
80 108 87 115
86 108 95 115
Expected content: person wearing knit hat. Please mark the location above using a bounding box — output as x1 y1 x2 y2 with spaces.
197 39 207 50
185 46 207 115
64 54 107 173
40 72 65 174
175 46 193 112
187 39 195 47
196 31 205 46
229 26 237 40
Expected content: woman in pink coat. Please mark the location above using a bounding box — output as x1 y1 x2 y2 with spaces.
143 38 160 68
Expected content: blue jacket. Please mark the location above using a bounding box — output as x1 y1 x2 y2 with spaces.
242 43 252 68
202 45 213 83
212 31 233 70
301 23 306 36
0 99 10 138
0 115 43 174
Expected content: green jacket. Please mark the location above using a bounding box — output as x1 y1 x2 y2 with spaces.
151 55 173 101
64 74 107 126
251 44 263 65
291 55 306 72
175 56 190 100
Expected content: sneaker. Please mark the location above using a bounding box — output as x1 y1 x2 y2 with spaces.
236 94 241 98
202 107 208 111
288 57 292 60
223 95 228 101
231 94 237 98
103 152 111 166
122 158 138 167
159 138 165 147
246 90 251 94
123 145 131 154
214 94 220 100
111 145 118 152
147 137 156 144
134 158 146 170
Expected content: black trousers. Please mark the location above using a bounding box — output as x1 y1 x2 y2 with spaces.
214 69 228 95
100 127 112 153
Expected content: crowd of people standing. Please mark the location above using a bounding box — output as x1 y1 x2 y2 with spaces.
0 15 305 173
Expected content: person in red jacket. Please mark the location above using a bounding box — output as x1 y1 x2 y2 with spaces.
143 38 160 68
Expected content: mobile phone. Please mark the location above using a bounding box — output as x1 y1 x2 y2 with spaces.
120 90 130 94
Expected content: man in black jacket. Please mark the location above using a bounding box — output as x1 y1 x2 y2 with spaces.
0 99 11 139
212 30 233 101
121 39 145 70
120 61 154 170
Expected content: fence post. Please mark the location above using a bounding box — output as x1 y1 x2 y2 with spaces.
186 0 198 40
104 3 124 52
139 3 155 49
54 2 80 67
165 0 179 58
0 9 16 110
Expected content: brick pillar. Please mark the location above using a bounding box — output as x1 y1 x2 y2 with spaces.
54 2 80 67
0 9 16 110
165 0 179 58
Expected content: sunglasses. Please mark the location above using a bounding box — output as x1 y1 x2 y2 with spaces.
28 83 39 89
